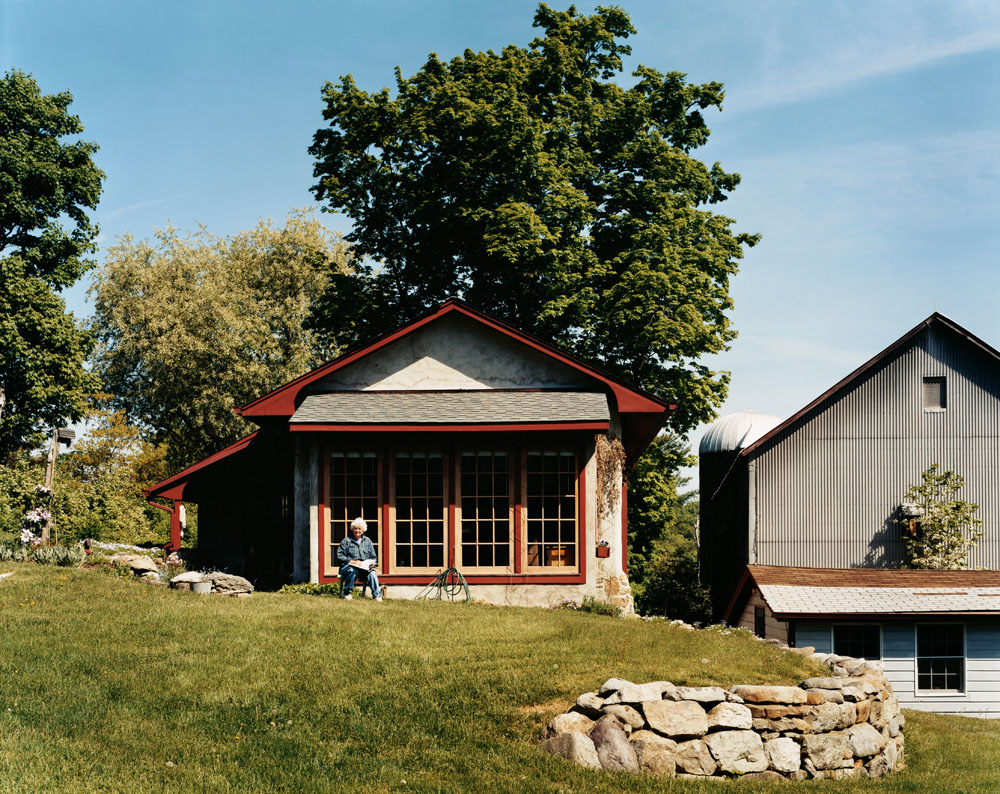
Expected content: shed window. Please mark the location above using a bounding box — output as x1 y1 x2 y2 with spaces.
923 376 946 411
460 450 512 569
394 452 446 569
329 452 381 568
526 451 578 568
833 624 881 659
917 624 964 692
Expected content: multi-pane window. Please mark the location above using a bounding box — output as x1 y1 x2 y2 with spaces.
460 451 511 568
754 607 766 638
394 452 446 569
329 452 380 568
917 624 964 692
834 624 881 659
526 450 577 568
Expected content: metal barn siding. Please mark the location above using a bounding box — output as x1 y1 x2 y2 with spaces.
752 325 1000 569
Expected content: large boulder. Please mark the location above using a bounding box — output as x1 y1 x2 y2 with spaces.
643 700 707 740
590 717 639 772
848 723 887 758
674 739 717 776
110 554 159 576
203 572 254 595
704 730 768 774
543 712 594 739
706 702 752 731
629 731 676 775
541 731 601 769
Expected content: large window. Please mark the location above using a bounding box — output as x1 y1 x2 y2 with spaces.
833 624 881 659
460 450 512 569
394 452 446 570
526 450 577 569
917 624 965 692
327 444 581 576
329 451 380 571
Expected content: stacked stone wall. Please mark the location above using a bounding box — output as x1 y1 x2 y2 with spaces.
541 652 904 781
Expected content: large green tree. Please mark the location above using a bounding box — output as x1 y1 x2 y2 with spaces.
90 212 350 469
0 69 104 460
309 3 757 435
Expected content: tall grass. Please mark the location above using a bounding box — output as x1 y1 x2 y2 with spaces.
0 563 998 792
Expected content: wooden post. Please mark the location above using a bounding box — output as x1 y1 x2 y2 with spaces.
41 429 58 543
168 500 182 552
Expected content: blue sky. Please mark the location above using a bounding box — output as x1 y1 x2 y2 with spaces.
4 0 1000 462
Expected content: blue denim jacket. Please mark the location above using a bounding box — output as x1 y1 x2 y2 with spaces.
337 535 376 567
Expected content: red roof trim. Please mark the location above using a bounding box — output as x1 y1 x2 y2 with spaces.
288 421 610 433
238 299 671 419
144 431 258 500
740 313 1000 459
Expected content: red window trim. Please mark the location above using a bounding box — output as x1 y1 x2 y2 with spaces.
292 422 608 433
318 436 587 586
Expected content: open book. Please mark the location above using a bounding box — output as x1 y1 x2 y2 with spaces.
350 559 377 574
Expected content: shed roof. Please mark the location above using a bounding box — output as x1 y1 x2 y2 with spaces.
290 390 609 427
726 565 1000 621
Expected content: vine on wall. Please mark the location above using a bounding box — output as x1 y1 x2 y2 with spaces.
595 434 626 523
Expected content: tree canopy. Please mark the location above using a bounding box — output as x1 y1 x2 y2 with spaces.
90 212 350 469
901 464 983 570
0 69 104 460
309 3 757 435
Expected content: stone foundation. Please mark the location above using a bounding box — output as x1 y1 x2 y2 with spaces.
541 652 904 780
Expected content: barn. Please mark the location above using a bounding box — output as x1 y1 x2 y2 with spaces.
145 299 671 610
700 313 1000 716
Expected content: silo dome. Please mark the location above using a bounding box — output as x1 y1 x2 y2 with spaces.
699 410 782 455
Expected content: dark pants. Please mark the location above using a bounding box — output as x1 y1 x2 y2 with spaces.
339 564 381 597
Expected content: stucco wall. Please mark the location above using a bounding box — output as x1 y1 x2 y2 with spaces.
312 313 593 392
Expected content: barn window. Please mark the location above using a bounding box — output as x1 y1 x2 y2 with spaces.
923 376 946 411
833 624 881 659
916 624 965 692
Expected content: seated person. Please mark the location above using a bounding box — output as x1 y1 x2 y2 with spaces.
337 517 382 601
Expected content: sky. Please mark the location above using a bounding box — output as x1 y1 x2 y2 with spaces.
4 0 1000 473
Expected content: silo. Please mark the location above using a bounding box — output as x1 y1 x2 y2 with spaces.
699 411 781 619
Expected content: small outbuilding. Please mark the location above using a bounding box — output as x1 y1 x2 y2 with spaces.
146 299 672 610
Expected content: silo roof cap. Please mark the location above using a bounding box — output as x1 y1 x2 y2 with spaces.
699 410 782 455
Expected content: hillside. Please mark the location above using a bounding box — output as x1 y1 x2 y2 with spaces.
1 563 998 792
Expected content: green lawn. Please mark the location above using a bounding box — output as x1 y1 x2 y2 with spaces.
1 563 998 793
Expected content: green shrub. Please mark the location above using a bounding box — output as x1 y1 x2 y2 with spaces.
0 541 29 562
278 581 341 598
554 595 622 618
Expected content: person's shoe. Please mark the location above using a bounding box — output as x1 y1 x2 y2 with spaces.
343 593 353 600
375 595 383 602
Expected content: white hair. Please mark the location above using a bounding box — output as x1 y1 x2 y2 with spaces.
350 517 367 531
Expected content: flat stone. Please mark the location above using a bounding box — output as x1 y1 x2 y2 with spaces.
848 722 886 758
765 736 802 773
809 687 844 704
676 686 726 704
603 704 644 731
704 730 767 774
806 702 856 733
705 702 752 731
801 677 845 690
742 770 787 781
729 685 808 705
111 554 159 574
598 678 634 697
615 681 675 704
802 732 852 770
674 739 717 776
543 712 594 739
630 732 676 775
541 731 601 769
590 717 639 772
643 700 707 740
574 691 604 718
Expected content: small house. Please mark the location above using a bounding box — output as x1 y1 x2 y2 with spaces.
146 299 671 610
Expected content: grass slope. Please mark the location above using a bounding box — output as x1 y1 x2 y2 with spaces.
0 564 998 793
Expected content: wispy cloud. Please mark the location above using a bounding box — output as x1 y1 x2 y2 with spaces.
723 2 1000 114
100 192 191 221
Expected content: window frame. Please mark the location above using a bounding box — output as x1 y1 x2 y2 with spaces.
915 622 967 696
323 448 384 579
922 375 947 412
523 449 580 574
320 434 586 582
388 447 450 574
456 446 516 575
832 623 882 660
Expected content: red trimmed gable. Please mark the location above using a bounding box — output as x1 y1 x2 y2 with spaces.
237 299 672 443
144 431 258 501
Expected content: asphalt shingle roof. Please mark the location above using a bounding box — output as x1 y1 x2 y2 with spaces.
748 566 1000 616
290 391 610 425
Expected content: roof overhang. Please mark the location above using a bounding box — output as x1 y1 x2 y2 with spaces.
144 432 258 501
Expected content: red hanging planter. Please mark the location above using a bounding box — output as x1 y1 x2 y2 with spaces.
595 546 611 558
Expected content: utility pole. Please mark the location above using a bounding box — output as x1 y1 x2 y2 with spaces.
41 428 75 543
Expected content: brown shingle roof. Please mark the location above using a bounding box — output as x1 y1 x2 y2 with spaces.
290 390 610 425
747 565 1000 588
